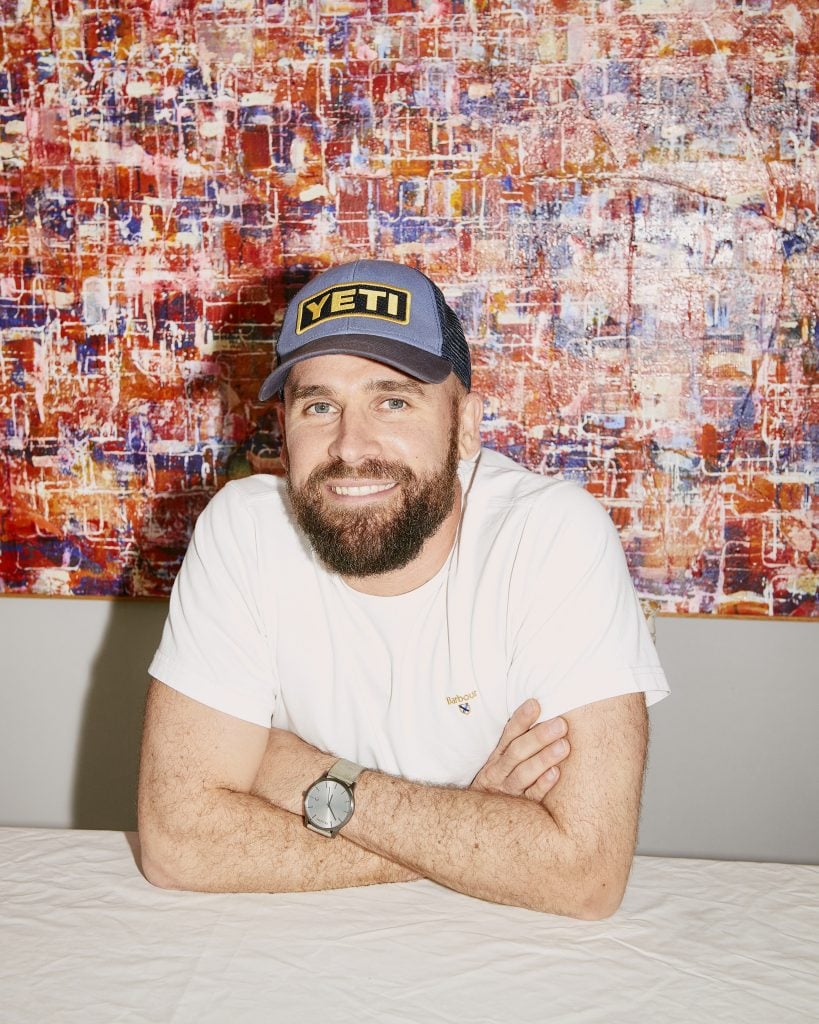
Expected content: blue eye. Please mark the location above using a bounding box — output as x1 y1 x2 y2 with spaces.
384 398 406 410
308 402 333 415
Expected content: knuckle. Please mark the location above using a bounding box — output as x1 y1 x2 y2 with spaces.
498 723 519 750
502 735 522 761
511 763 543 797
524 780 545 801
538 747 563 773
537 717 567 742
508 733 537 762
530 747 554 771
486 766 508 790
508 713 529 736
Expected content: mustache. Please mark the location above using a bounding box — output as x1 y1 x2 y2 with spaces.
305 458 415 488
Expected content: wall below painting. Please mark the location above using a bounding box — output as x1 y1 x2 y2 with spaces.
0 597 816 864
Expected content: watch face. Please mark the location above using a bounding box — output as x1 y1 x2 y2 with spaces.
305 778 354 832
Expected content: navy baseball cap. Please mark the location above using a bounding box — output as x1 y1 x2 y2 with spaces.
258 259 471 401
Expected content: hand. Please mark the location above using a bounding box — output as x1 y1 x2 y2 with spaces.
470 699 569 802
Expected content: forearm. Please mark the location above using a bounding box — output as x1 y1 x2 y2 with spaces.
140 680 638 915
259 735 604 917
140 747 419 894
140 787 419 893
341 771 597 916
139 682 420 893
338 695 648 919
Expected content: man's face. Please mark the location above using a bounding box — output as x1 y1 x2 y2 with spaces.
280 355 471 577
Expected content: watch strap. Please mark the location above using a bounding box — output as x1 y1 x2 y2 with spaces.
326 758 365 787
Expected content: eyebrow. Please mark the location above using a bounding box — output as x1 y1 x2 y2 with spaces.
287 383 336 402
287 378 429 402
364 378 428 396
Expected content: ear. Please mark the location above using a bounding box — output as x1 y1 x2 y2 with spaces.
275 399 289 472
457 391 483 459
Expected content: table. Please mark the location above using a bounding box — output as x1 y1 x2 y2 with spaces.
1 828 816 1023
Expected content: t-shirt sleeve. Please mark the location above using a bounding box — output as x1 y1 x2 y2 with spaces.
507 483 670 721
148 481 277 728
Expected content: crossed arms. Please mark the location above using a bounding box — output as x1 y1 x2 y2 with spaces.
138 679 648 919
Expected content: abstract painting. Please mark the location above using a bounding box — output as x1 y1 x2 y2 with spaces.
0 0 816 615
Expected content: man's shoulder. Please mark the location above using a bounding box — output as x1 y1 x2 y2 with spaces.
219 472 287 505
199 473 290 530
193 473 310 573
466 447 586 513
463 448 616 556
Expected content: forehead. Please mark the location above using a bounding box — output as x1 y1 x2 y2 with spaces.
285 354 451 400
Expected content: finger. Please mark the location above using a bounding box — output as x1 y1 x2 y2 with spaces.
505 736 570 795
498 716 567 777
494 698 542 756
524 765 560 802
472 704 546 793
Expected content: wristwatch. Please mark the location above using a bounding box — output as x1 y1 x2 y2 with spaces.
304 758 366 838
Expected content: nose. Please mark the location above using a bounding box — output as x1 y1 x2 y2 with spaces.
327 407 382 466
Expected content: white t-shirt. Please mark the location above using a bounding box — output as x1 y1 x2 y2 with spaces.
149 447 669 786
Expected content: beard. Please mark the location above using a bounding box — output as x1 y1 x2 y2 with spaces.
287 421 461 577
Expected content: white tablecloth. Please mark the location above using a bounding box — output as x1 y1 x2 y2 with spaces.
1 828 816 1023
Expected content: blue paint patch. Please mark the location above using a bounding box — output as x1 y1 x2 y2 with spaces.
25 188 76 240
782 231 808 259
0 298 47 329
36 52 57 82
731 393 756 429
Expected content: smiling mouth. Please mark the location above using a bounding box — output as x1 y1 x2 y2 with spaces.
328 482 396 497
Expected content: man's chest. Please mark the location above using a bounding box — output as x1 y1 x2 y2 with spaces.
269 583 512 786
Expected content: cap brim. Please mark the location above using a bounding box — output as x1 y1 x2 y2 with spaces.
258 335 452 402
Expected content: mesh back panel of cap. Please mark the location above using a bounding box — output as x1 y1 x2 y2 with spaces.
429 280 472 391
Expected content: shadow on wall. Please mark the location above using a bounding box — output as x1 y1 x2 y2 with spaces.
72 600 168 830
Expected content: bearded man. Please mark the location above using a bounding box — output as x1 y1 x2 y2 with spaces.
138 260 669 918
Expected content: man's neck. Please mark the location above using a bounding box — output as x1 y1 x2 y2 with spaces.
341 483 462 597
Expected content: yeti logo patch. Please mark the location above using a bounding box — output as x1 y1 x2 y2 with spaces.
296 283 411 334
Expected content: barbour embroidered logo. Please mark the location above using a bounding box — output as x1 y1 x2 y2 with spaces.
446 690 477 712
296 282 411 334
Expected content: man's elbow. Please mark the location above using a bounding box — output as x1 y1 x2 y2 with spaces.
525 880 626 920
138 813 211 893
139 826 191 891
140 845 183 890
533 877 626 920
570 874 628 920
530 846 632 920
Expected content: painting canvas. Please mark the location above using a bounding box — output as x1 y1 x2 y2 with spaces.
0 0 816 615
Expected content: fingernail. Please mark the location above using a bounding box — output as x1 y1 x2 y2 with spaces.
524 698 538 714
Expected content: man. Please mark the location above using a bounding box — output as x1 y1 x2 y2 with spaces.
138 259 669 918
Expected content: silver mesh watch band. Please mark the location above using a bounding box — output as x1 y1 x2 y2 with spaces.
326 758 365 787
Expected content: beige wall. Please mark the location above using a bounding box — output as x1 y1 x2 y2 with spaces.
1 596 816 863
